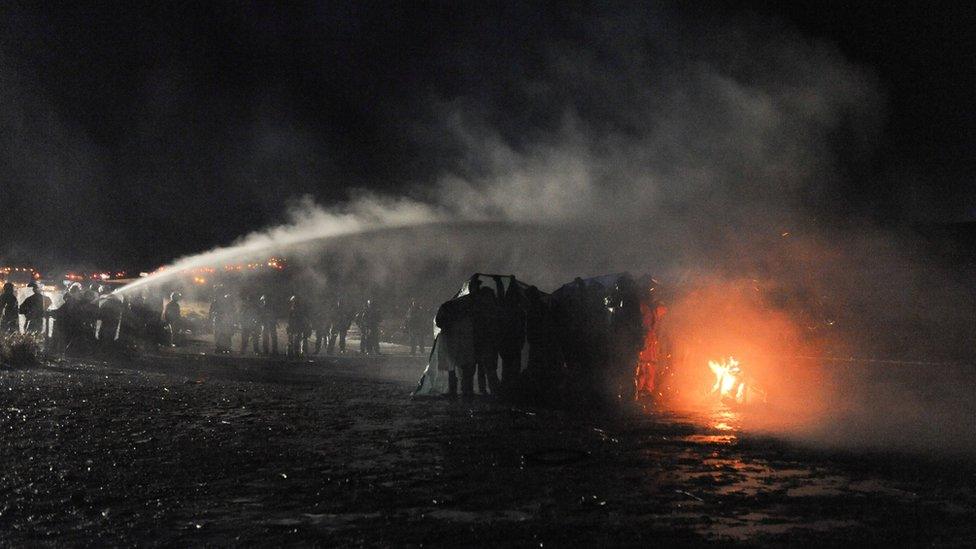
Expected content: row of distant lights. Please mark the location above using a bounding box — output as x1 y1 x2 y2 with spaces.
139 257 287 285
5 258 285 284
64 271 125 282
0 267 42 280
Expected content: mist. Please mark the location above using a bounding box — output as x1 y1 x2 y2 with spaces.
70 9 976 454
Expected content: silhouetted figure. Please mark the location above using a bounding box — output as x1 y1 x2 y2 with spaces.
607 275 643 401
435 292 475 399
636 290 665 398
312 295 332 355
19 282 47 335
239 292 261 354
143 290 166 345
0 283 18 334
355 301 369 355
404 300 429 356
80 285 100 343
287 295 310 358
97 287 124 346
328 297 353 354
470 279 501 395
121 294 147 345
54 284 82 350
498 282 526 392
523 286 559 402
360 299 382 355
259 294 279 356
558 278 588 376
163 292 183 346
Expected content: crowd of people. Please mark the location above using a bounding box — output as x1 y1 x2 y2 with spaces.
0 280 434 360
200 288 426 358
1 280 157 353
2 270 665 405
428 273 665 405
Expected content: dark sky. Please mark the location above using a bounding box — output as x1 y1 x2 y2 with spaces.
0 1 973 268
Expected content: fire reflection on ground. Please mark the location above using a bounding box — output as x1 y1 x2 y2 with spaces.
629 400 960 542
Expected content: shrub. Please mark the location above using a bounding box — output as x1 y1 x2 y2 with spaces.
0 332 42 368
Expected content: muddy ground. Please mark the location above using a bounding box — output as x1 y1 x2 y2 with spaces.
1 349 975 546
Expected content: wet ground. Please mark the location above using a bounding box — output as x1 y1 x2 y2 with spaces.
1 350 975 546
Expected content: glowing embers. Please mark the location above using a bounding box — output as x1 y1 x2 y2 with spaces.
708 356 766 405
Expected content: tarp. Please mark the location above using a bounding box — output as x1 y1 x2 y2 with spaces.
413 274 538 396
413 271 654 399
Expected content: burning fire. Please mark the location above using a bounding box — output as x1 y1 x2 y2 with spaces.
708 356 766 405
709 356 744 402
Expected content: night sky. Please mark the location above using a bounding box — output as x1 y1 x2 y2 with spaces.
0 2 973 268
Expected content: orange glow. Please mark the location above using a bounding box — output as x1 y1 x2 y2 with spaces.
657 277 836 433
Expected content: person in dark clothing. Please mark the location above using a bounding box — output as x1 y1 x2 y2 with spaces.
470 278 501 395
558 278 588 376
354 300 375 355
523 286 561 402
238 292 261 354
363 299 382 355
311 296 332 355
607 275 643 401
121 294 146 345
404 299 429 356
162 292 183 346
55 284 83 350
19 282 47 335
259 294 279 356
143 290 166 345
328 297 353 354
498 282 526 392
355 302 368 355
97 288 124 346
435 292 475 399
80 285 100 343
287 295 310 358
0 283 19 334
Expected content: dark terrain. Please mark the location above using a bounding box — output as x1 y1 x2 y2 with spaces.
1 351 975 546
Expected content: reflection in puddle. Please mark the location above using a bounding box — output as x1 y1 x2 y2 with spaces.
678 434 738 445
711 408 741 432
632 403 934 542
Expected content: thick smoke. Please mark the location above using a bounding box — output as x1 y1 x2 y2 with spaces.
134 11 880 285
120 10 971 452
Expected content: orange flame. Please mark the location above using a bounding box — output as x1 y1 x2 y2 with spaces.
709 356 745 402
708 356 767 405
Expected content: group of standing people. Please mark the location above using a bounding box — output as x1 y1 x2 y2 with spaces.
1 276 437 362
435 276 531 400
432 273 663 404
0 282 48 335
0 281 128 352
202 287 429 359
